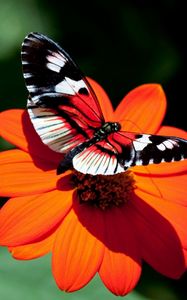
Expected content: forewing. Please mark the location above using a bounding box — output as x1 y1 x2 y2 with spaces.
22 32 104 153
27 97 93 153
72 131 187 175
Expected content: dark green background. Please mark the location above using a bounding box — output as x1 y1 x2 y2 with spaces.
0 0 187 299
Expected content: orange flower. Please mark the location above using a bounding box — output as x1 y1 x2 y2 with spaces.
0 79 187 296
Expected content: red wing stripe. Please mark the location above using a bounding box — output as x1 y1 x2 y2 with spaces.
28 98 88 153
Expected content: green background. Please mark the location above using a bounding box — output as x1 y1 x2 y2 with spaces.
0 0 187 299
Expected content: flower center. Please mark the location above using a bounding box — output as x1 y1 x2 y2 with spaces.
72 171 136 210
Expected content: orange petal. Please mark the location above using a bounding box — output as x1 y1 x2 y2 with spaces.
0 189 73 246
135 190 187 250
87 77 114 121
9 230 56 260
99 207 141 296
0 109 62 164
52 199 104 292
0 110 26 148
133 159 187 175
114 84 166 133
0 149 69 197
158 125 187 139
128 190 187 278
135 172 187 206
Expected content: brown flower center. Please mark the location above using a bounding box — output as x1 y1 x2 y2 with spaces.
72 171 136 210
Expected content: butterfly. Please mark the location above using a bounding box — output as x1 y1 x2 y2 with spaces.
21 32 187 176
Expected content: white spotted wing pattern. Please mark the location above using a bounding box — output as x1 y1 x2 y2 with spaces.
22 32 187 175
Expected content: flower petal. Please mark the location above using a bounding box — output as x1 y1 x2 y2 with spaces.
132 159 187 175
0 149 70 196
9 230 56 260
87 77 114 121
0 189 73 246
114 84 166 133
52 198 104 292
158 126 187 139
128 190 187 278
0 109 62 164
0 109 26 149
135 172 187 206
99 207 141 296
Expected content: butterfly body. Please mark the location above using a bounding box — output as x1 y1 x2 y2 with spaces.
22 32 187 176
94 122 121 136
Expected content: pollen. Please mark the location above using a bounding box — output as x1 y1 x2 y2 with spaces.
72 171 136 210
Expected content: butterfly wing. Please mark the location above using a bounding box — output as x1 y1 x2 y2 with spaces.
22 32 187 174
113 131 187 167
72 139 125 175
22 32 104 153
72 131 187 175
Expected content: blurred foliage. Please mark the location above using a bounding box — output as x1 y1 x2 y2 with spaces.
0 0 187 299
0 0 54 58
